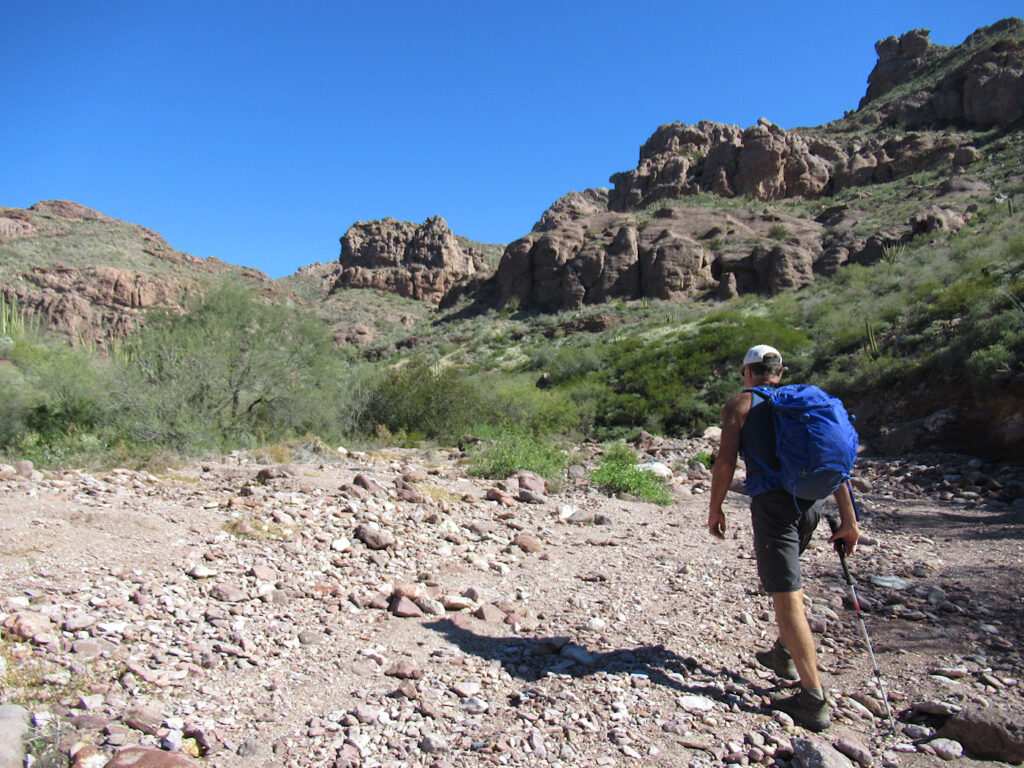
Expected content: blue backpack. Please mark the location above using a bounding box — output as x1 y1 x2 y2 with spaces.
743 384 858 500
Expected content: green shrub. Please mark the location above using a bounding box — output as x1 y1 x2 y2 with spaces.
360 359 486 443
768 224 789 241
589 442 673 505
466 426 566 480
119 284 350 452
688 450 712 469
472 373 582 437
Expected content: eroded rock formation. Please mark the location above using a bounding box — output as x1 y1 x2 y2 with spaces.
332 217 491 303
860 19 1024 128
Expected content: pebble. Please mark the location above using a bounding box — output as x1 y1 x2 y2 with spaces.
928 739 964 760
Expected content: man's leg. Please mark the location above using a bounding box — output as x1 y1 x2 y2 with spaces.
771 589 820 690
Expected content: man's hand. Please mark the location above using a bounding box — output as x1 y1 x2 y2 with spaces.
708 507 726 539
829 483 860 555
827 519 859 555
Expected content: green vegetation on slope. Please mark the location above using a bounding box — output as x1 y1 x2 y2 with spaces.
2 183 1021 469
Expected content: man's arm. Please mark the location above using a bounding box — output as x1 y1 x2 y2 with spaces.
827 481 860 554
707 394 747 539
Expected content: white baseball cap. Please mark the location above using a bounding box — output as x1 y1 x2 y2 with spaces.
742 344 782 368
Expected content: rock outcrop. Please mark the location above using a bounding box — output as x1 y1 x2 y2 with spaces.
332 217 492 303
3 266 183 341
859 19 1024 128
0 201 268 344
475 19 1023 312
607 118 966 211
492 191 832 311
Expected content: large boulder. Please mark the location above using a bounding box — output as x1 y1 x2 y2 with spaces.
937 707 1024 763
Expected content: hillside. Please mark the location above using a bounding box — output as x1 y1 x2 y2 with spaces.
0 201 277 345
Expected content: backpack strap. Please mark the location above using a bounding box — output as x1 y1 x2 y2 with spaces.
740 386 777 479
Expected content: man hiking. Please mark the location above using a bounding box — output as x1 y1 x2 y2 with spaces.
707 344 860 731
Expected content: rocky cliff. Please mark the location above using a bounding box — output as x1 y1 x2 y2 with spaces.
447 18 1023 313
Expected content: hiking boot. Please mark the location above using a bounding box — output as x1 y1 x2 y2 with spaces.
755 639 798 680
771 688 831 732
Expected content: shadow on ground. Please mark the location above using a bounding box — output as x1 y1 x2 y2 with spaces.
425 618 784 715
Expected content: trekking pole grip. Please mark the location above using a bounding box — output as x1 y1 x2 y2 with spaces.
826 515 854 583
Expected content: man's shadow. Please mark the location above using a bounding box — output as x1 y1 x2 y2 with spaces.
424 618 779 715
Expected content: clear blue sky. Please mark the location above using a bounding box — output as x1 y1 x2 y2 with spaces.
2 1 1020 278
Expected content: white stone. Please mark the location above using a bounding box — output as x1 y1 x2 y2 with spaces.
677 695 717 713
637 461 673 478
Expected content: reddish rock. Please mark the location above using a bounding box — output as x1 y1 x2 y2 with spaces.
474 603 507 623
2 612 53 642
390 596 423 618
513 534 543 553
332 216 493 303
385 661 423 679
514 471 547 494
105 746 200 767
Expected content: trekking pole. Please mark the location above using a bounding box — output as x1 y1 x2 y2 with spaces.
827 505 898 733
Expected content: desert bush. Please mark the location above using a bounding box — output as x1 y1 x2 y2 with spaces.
472 373 582 437
466 425 566 480
359 359 486 443
119 284 348 451
589 442 673 505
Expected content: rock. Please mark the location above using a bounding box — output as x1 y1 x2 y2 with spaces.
937 706 1024 763
870 575 910 590
209 583 248 602
927 738 964 760
451 680 481 698
105 746 201 767
2 611 53 641
70 746 108 768
354 523 395 550
462 695 488 713
297 630 322 645
351 703 379 724
560 644 595 666
637 461 673 478
419 733 449 753
385 661 423 680
513 534 542 553
518 488 547 504
390 595 424 618
515 471 547 494
567 510 595 524
124 703 165 735
0 705 28 768
849 692 889 719
13 460 34 478
792 737 856 768
236 736 267 757
256 464 300 482
474 603 506 623
414 596 445 616
677 695 716 713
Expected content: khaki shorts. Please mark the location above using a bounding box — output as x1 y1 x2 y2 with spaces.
751 490 824 593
